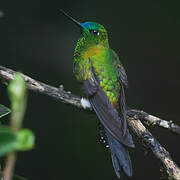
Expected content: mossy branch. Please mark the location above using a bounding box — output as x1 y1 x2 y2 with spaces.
0 65 180 179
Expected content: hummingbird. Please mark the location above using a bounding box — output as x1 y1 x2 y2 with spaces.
61 10 135 179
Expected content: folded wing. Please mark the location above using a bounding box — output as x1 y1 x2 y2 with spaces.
83 69 134 148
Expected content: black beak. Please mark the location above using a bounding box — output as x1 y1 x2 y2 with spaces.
59 9 82 29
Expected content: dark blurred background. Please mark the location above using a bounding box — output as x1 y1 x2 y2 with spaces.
0 0 180 179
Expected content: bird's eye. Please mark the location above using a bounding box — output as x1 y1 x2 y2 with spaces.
89 29 99 36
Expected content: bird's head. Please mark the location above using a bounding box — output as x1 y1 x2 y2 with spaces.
60 10 109 47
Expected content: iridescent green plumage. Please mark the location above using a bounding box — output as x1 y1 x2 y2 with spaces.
61 10 134 179
73 22 123 107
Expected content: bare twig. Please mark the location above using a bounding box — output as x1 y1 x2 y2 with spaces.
127 109 180 135
127 114 180 179
127 109 180 134
0 65 180 179
0 66 81 108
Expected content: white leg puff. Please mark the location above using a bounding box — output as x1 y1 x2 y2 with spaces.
80 98 92 109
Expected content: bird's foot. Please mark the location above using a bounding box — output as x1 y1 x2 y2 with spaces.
126 109 147 120
98 122 109 148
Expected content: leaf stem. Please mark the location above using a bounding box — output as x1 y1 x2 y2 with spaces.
3 152 16 180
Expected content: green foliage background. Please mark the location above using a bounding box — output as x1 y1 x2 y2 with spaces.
0 0 180 179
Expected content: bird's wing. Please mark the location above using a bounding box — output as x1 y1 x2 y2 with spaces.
110 49 129 135
110 49 128 87
117 65 128 88
83 68 134 148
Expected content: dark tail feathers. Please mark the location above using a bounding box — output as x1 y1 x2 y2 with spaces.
106 131 132 179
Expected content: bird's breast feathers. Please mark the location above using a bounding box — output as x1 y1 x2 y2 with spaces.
81 44 105 59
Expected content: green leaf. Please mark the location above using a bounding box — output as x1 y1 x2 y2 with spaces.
15 129 35 151
0 126 17 157
0 127 35 157
13 175 28 180
0 104 11 118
